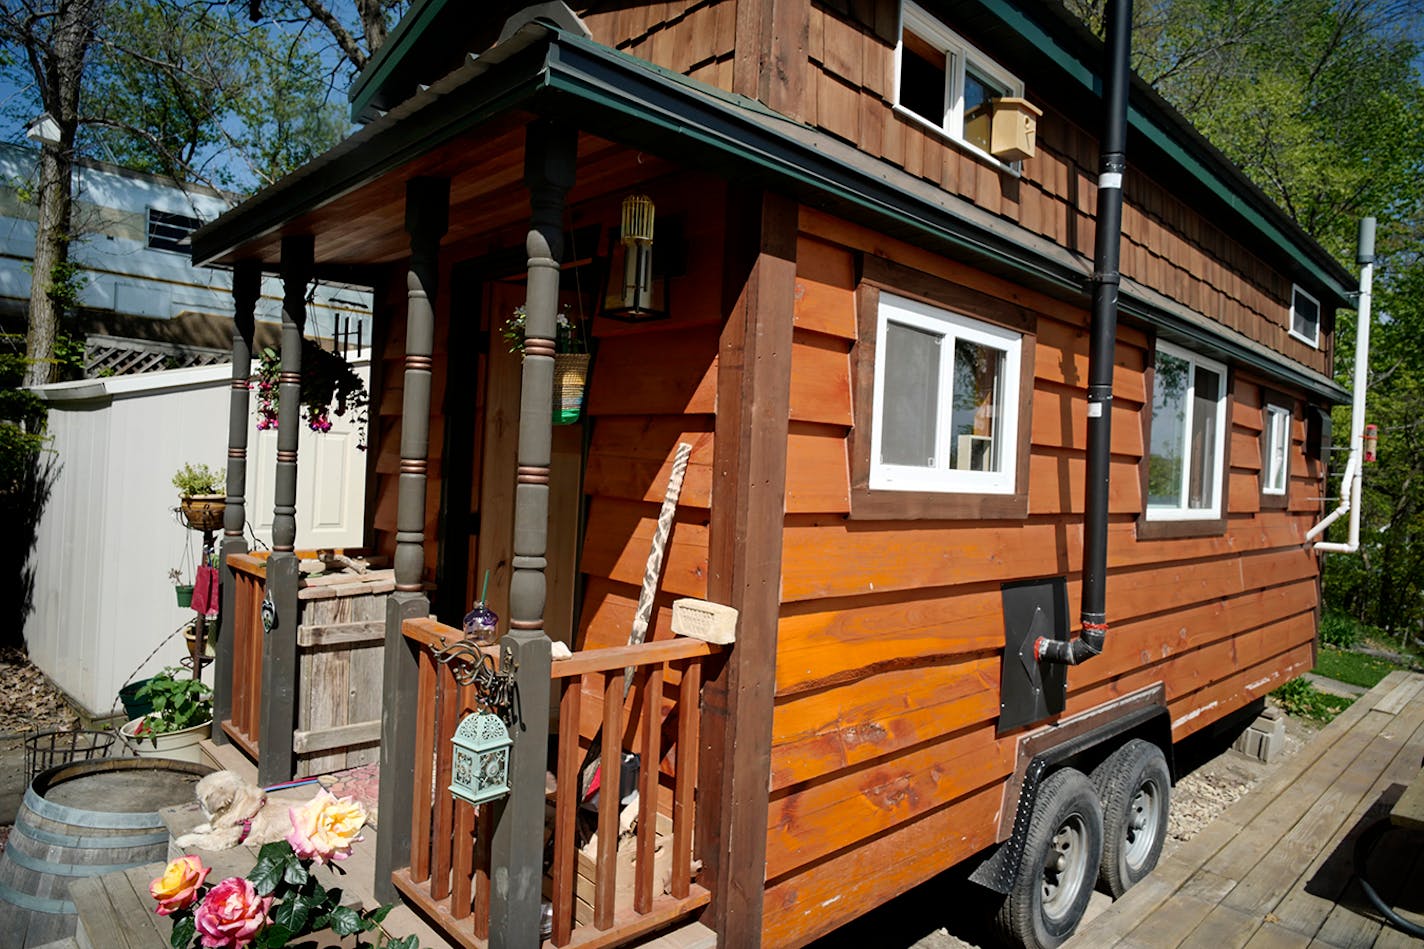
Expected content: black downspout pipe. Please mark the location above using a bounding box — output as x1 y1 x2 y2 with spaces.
1037 0 1132 665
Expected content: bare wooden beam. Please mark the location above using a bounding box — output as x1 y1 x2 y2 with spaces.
733 0 810 120
699 188 797 946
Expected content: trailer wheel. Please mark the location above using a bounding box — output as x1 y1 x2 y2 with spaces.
995 768 1103 949
1091 738 1170 897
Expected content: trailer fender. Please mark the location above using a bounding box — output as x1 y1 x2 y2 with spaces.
970 685 1170 894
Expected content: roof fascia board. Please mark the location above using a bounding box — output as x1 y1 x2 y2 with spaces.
348 0 454 121
970 0 1353 307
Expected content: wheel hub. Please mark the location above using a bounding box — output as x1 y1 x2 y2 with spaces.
1041 814 1088 921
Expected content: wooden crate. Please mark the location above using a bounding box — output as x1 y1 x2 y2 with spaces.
545 809 675 925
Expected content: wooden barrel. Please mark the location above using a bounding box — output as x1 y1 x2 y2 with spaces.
0 757 210 947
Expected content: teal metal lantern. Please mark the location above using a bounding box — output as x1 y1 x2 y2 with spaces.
449 711 512 805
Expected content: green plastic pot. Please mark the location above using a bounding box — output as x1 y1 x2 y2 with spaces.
118 678 156 721
174 584 194 608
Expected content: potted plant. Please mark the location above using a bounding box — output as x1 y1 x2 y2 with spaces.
119 666 213 763
254 340 369 449
174 462 226 532
169 566 194 607
503 304 591 424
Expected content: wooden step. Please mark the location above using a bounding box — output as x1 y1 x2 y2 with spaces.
631 920 717 949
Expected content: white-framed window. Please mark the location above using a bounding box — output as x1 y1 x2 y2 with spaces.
1263 403 1291 496
1289 285 1320 348
147 208 203 254
895 2 1023 165
870 292 1023 494
1146 341 1228 520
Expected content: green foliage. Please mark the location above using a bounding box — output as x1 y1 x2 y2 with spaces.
172 462 224 497
1271 677 1353 723
1312 646 1396 689
133 666 212 735
1318 611 1363 649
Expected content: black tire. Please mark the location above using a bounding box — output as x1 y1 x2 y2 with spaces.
995 768 1104 949
1091 738 1171 897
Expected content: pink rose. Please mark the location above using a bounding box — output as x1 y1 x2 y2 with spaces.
149 855 208 915
193 877 271 949
287 790 367 865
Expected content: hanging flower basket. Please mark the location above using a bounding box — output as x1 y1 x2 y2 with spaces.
553 353 591 425
254 340 369 449
178 494 225 532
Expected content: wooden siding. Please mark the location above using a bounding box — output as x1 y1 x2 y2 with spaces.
802 1 1331 378
760 212 1326 949
582 0 741 94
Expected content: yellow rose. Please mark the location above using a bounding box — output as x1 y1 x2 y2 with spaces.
286 790 367 865
149 854 209 915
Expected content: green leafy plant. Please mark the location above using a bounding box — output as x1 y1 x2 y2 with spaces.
172 462 224 497
133 666 212 736
1271 677 1352 723
1319 611 1362 649
501 304 585 355
254 342 368 449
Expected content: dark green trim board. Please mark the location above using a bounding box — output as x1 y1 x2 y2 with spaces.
348 0 456 120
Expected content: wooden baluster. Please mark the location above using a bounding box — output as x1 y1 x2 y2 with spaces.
248 577 264 747
636 666 663 914
452 679 476 917
552 675 582 945
672 658 700 898
473 803 493 941
229 576 249 737
595 671 623 930
410 648 437 884
432 667 457 900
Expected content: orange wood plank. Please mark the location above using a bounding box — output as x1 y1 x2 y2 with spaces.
585 326 719 417
553 677 582 946
584 419 714 509
788 331 853 426
784 425 851 514
410 649 437 883
595 672 623 930
672 658 699 899
635 666 663 913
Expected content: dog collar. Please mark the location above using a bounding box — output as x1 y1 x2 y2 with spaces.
237 818 253 844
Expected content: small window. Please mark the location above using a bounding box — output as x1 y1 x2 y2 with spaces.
1262 404 1290 496
895 3 1022 162
1146 342 1228 520
147 209 202 253
870 292 1023 494
1289 285 1320 347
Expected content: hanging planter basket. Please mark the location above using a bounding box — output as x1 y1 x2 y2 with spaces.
553 353 591 425
174 584 195 608
179 494 225 532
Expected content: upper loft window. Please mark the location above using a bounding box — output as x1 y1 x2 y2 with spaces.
1146 341 1228 520
870 292 1023 495
147 209 202 254
895 2 1022 162
1289 285 1320 348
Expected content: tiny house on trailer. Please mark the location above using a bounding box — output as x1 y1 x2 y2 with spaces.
193 1 1355 947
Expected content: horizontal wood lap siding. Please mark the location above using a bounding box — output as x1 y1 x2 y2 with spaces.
801 4 1330 377
760 212 1326 948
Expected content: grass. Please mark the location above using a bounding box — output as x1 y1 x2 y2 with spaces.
1312 646 1397 689
1271 677 1354 723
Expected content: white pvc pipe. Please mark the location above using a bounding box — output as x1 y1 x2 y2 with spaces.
1310 217 1374 554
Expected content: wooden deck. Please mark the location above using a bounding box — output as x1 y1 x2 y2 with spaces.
1067 670 1424 949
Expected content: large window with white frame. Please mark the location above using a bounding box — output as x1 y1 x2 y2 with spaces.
1262 403 1291 496
895 2 1023 162
1289 285 1320 347
870 292 1023 494
1146 341 1228 520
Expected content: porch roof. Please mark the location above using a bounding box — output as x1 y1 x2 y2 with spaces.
191 23 1349 404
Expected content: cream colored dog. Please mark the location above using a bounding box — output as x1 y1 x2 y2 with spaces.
174 771 291 851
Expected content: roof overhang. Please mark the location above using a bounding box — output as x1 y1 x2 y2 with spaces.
193 24 1349 404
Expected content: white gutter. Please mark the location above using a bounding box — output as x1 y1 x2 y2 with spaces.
1307 216 1374 553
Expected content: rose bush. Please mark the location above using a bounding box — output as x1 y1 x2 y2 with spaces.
194 877 272 948
150 855 209 916
287 790 366 865
150 800 415 949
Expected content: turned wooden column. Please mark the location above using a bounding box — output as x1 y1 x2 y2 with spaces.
213 260 259 746
374 177 449 903
258 235 312 786
487 119 573 949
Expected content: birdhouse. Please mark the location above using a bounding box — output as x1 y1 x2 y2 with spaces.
449 711 513 805
989 97 1043 162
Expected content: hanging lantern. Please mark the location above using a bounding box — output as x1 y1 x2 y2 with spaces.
449 711 512 805
604 194 666 320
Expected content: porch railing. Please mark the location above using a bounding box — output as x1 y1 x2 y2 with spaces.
223 553 267 759
394 618 718 949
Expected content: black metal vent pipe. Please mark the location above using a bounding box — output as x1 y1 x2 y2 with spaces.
1037 0 1132 666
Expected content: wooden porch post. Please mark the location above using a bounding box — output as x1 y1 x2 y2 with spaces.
487 119 573 949
259 235 312 787
373 177 449 904
700 189 796 946
213 260 259 746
